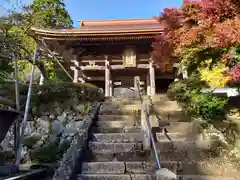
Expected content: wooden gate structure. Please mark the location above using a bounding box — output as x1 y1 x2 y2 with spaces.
31 18 177 97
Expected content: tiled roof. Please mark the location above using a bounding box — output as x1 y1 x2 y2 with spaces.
31 18 163 39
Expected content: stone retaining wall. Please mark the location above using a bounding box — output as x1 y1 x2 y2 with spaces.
52 103 101 180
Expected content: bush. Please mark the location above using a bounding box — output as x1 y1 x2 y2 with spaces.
167 73 205 102
190 93 228 121
167 73 228 121
0 81 103 117
167 80 191 102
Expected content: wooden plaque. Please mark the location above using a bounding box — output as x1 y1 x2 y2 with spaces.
122 48 136 67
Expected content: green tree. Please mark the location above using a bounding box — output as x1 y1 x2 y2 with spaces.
0 0 73 83
24 0 73 28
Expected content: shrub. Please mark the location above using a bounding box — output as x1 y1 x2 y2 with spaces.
199 63 231 88
167 80 191 102
167 73 228 121
167 73 205 103
190 93 228 121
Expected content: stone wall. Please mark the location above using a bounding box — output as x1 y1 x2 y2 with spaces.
0 83 103 164
52 103 100 180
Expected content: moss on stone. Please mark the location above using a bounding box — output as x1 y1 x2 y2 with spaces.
30 142 61 163
23 135 41 149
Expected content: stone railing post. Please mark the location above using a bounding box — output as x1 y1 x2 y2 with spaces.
141 97 151 150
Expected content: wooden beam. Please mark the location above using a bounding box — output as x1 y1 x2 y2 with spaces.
85 74 174 81
80 64 150 70
81 58 149 63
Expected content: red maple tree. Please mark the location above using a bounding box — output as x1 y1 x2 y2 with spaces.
229 63 240 85
153 0 240 83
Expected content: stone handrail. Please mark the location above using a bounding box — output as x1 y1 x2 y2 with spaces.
52 102 101 180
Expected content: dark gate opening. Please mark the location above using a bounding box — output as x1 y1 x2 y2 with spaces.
155 79 174 94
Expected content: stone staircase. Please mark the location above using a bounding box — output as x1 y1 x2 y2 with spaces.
77 96 240 180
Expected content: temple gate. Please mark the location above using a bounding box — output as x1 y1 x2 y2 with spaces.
31 18 176 97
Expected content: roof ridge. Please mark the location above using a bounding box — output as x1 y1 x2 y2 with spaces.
79 18 158 27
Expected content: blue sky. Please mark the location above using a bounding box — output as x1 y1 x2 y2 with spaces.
64 0 183 27
1 0 183 27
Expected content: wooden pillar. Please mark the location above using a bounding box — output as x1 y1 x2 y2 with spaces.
105 56 110 97
109 80 113 97
146 74 151 96
39 74 44 85
73 59 79 83
134 76 140 98
149 60 156 96
182 69 188 79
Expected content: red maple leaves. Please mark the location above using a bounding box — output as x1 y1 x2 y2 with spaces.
213 18 240 48
229 63 240 85
153 0 240 74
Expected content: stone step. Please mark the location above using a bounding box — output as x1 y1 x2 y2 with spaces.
78 174 154 180
81 161 173 174
91 125 142 133
120 104 141 111
149 94 168 102
86 143 219 162
89 139 210 154
157 140 198 152
155 149 221 162
96 120 138 129
176 176 236 180
99 104 141 115
98 104 121 115
94 121 198 134
101 101 142 106
151 101 189 122
85 149 151 162
155 133 189 142
153 100 181 110
78 174 236 180
89 133 216 153
89 142 142 154
157 122 200 134
85 150 214 162
98 115 136 121
101 99 141 105
89 140 197 154
154 111 190 122
81 161 240 176
92 133 143 143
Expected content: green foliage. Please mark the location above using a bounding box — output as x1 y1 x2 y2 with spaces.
167 73 205 102
45 61 55 79
167 80 191 102
23 135 41 149
24 0 73 28
199 62 231 88
190 93 228 121
236 47 240 62
0 81 103 116
167 74 228 121
30 141 70 163
180 46 202 70
0 0 73 84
